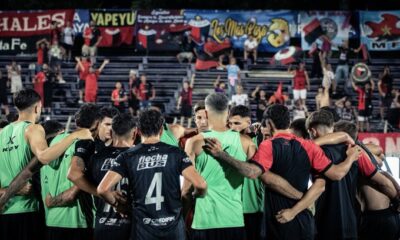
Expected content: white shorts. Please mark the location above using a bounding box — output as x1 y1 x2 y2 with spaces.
293 89 307 100
11 76 23 93
357 115 368 122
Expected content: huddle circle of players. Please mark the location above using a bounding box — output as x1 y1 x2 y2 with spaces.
0 89 399 240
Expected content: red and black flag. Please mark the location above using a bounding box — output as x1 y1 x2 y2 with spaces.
270 46 303 65
303 18 324 45
138 28 157 49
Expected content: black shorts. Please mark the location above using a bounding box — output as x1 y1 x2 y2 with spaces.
191 227 246 240
0 211 44 240
181 104 193 118
79 79 86 90
132 217 186 240
94 226 131 240
62 43 73 51
244 212 263 240
263 210 315 240
380 96 393 108
47 226 93 240
360 208 400 240
129 99 139 109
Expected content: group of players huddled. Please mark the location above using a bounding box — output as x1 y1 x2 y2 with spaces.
0 89 399 240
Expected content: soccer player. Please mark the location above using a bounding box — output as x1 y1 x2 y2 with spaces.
67 106 119 196
185 94 304 240
97 109 207 240
41 117 95 240
0 89 92 240
179 101 208 149
86 113 137 240
334 120 400 240
203 104 362 240
228 105 264 240
305 112 399 240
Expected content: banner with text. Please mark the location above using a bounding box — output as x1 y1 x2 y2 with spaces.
73 9 90 36
358 133 400 157
136 9 186 51
360 11 400 51
299 11 354 50
89 9 136 47
0 9 74 54
184 10 297 52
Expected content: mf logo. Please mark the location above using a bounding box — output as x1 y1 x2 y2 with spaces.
7 136 16 145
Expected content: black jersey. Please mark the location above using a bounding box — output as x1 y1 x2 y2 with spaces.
86 146 131 239
111 142 192 239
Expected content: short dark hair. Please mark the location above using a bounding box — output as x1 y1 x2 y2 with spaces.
205 93 229 113
112 113 137 137
290 118 309 139
263 104 290 130
334 121 358 140
0 120 9 129
229 105 251 118
42 120 64 136
138 109 164 137
100 106 119 121
320 106 340 122
75 104 101 128
194 101 205 113
14 89 41 111
306 110 334 130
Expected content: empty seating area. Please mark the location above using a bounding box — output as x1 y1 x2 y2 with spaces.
0 54 399 131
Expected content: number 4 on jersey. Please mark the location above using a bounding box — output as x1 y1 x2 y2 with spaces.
145 172 165 211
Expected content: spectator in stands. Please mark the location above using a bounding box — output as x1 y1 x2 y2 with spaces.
244 34 258 64
177 74 195 128
320 52 335 90
268 83 289 105
292 99 308 121
378 66 394 121
49 40 63 71
214 75 226 94
315 85 330 110
334 40 359 94
288 62 310 107
387 90 400 130
33 64 55 114
352 79 375 132
251 85 268 122
320 35 332 62
75 55 91 103
61 21 75 62
177 34 195 63
0 71 9 117
338 98 356 123
36 38 50 68
82 20 102 64
136 74 156 110
309 42 322 78
0 119 9 132
224 57 241 98
231 85 249 106
111 81 128 113
204 37 232 69
50 21 61 44
128 70 140 116
6 59 23 97
76 57 109 103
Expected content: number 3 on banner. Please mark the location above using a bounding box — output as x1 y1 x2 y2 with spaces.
145 172 165 211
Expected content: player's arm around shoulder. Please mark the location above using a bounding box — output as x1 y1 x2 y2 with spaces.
239 133 257 160
26 124 93 164
184 133 205 164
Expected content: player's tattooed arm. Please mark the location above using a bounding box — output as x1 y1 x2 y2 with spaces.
67 156 98 196
45 186 80 208
260 172 303 200
203 138 262 179
0 157 41 211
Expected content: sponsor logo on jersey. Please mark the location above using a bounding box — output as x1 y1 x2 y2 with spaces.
101 157 116 171
137 154 168 171
142 216 175 226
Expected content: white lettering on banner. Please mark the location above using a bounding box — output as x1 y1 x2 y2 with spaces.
0 38 27 51
382 157 400 184
359 133 400 158
73 12 81 22
0 12 68 33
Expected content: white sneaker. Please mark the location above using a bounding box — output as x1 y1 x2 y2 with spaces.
78 100 83 104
